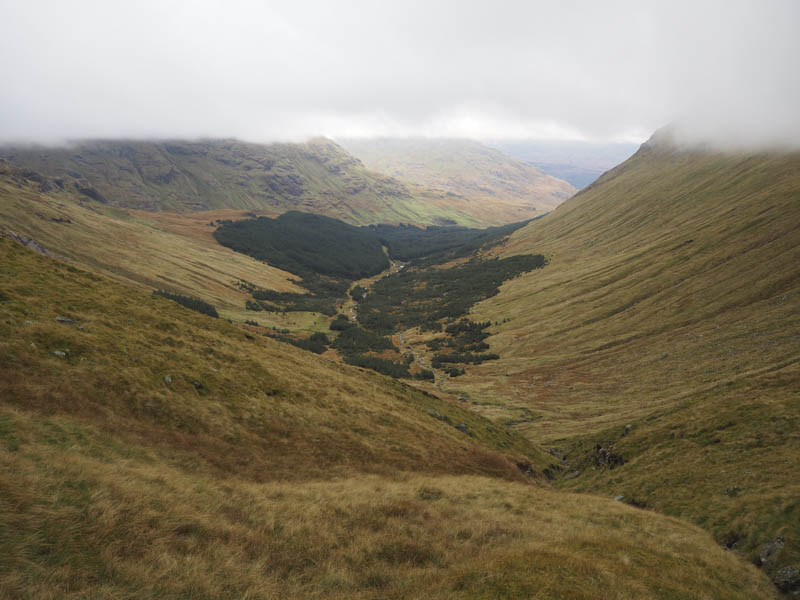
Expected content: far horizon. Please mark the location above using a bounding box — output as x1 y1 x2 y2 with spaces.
0 133 638 191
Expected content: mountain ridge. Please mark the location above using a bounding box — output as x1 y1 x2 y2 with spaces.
0 137 567 228
338 137 576 222
0 138 424 223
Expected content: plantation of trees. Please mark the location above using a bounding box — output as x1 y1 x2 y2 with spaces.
367 218 537 263
214 211 389 279
214 210 547 379
153 289 219 318
357 255 547 333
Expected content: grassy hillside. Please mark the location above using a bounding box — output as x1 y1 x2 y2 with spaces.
339 138 576 224
0 236 550 482
0 161 303 320
448 133 800 585
0 138 489 227
0 236 778 599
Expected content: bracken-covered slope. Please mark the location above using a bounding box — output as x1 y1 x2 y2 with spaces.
0 138 491 226
454 131 800 584
339 138 576 224
0 238 777 599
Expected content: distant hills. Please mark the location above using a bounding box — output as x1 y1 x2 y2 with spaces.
338 138 576 222
492 139 638 188
0 138 443 225
0 137 571 228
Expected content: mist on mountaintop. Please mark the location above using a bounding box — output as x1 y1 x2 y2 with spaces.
0 0 797 149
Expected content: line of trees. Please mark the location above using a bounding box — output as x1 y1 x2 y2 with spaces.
357 255 547 333
153 289 219 318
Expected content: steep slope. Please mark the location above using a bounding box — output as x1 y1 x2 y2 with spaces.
0 237 777 599
448 131 800 583
0 237 550 482
339 138 576 224
0 161 302 322
0 164 540 336
0 138 486 226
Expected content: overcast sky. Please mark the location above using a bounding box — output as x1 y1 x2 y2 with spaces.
1 0 798 147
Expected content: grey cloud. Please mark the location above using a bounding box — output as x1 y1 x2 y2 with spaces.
0 0 798 147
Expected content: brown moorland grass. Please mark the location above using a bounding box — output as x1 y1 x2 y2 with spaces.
0 414 777 599
560 363 800 571
0 167 302 313
0 233 779 598
0 237 549 482
444 136 800 580
462 144 800 439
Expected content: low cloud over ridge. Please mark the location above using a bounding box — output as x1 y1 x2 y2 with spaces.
0 0 798 148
